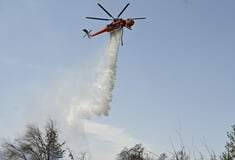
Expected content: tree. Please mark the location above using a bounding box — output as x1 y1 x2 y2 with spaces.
117 144 145 160
171 149 190 160
157 153 167 160
2 120 66 160
221 125 235 160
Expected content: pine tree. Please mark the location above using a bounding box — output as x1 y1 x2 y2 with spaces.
221 125 235 160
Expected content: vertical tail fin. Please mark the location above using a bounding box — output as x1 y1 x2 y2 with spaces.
83 29 92 38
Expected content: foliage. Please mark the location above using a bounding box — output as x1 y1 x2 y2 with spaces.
2 120 65 160
171 149 190 160
117 143 193 160
157 153 167 160
117 144 145 160
116 143 219 160
220 125 235 160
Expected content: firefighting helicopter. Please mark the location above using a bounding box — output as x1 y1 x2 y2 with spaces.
83 3 145 45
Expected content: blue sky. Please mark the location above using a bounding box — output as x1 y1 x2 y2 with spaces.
1 0 235 160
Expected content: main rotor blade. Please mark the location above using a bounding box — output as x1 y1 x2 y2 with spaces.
86 17 112 21
97 3 115 19
117 3 130 18
131 17 146 20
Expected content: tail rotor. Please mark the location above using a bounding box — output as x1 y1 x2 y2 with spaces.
83 29 92 38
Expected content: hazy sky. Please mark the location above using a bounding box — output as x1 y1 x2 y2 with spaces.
1 0 235 160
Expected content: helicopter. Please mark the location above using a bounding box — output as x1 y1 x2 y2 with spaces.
83 3 145 45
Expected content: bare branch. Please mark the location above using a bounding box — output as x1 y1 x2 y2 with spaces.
2 120 66 160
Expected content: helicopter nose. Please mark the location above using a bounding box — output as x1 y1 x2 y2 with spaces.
128 20 134 26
